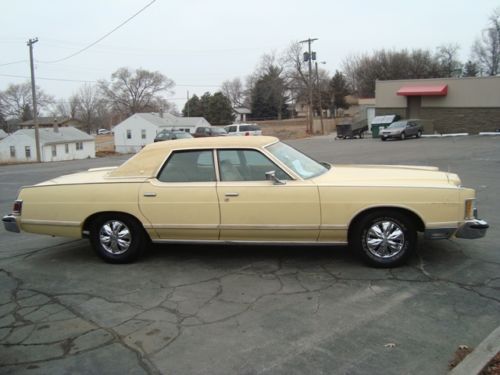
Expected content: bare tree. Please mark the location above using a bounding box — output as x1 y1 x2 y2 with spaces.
472 8 500 76
436 44 462 76
221 78 245 107
98 67 175 116
0 82 53 120
51 95 79 119
75 84 101 133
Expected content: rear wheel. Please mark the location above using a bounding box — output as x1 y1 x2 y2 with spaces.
359 131 364 139
416 130 422 138
350 210 417 267
400 132 406 140
89 214 146 263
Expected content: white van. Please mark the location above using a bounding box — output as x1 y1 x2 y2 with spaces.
224 123 262 136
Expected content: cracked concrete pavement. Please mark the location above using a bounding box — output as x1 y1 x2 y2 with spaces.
0 136 499 374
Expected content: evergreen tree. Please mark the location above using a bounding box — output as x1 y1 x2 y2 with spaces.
463 60 479 77
329 71 350 114
250 66 289 120
182 92 234 125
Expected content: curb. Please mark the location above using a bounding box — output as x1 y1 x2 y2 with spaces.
449 325 500 375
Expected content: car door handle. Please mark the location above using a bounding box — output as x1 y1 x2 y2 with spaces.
143 192 157 197
224 192 239 197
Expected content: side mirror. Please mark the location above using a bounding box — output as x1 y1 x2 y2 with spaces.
265 171 286 185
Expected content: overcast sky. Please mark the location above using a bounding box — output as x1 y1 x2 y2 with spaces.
1 0 498 112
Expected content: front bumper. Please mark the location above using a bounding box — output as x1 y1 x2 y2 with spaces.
455 219 489 239
2 215 20 233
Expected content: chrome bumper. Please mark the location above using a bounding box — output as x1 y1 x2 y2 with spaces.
2 215 20 233
455 219 489 239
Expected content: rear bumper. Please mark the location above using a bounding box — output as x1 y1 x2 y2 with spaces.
2 215 20 233
455 219 489 239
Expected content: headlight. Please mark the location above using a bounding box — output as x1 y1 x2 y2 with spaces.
465 199 476 220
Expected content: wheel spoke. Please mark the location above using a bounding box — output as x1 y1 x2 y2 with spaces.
99 220 131 255
365 219 405 259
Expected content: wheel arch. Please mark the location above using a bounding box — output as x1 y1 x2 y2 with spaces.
347 206 425 241
82 211 150 240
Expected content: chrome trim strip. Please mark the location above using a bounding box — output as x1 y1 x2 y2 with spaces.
220 224 319 230
320 224 348 230
317 184 460 190
145 224 347 231
152 239 348 245
21 219 80 227
149 224 219 229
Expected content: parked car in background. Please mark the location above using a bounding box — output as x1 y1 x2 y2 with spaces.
3 136 488 268
224 123 262 136
154 130 193 142
380 119 423 141
97 129 111 135
193 127 227 137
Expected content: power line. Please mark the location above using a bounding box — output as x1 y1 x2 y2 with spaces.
0 73 221 87
36 0 157 64
0 59 27 67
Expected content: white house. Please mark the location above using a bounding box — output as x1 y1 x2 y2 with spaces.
113 112 211 154
0 127 95 163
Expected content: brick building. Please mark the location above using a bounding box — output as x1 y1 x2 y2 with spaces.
375 76 500 134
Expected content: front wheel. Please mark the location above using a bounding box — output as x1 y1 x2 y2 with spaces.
400 132 406 140
350 210 417 267
381 136 387 141
89 214 147 263
416 130 422 138
359 131 364 139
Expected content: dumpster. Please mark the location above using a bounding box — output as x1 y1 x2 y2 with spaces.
371 115 400 138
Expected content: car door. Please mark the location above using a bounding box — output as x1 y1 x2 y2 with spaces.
407 121 417 136
216 149 320 242
139 149 220 240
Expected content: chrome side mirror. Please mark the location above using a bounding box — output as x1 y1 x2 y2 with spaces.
265 171 286 185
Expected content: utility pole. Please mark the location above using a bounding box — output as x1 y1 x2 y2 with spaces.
187 90 190 117
299 38 317 134
315 61 325 135
27 38 41 162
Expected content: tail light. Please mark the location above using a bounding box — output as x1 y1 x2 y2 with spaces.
13 200 22 215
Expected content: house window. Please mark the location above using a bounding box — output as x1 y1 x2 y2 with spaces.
10 146 15 158
76 142 83 150
52 145 57 157
65 144 69 153
141 129 146 139
127 129 132 139
25 146 31 159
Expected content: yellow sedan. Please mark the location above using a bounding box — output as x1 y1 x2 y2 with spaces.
2 136 488 267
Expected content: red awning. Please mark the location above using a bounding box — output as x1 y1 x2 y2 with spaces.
397 85 448 96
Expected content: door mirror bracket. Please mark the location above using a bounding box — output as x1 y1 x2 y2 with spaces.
265 171 286 185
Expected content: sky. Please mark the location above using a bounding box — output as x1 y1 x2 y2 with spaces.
0 0 498 112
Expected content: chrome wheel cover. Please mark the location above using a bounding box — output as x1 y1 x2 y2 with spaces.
365 220 405 259
99 220 131 255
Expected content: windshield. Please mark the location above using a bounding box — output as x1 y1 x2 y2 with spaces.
266 142 328 179
212 128 227 134
388 121 407 129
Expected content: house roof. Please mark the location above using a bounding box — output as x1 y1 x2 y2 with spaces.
233 107 251 114
14 127 94 145
0 129 7 139
128 112 210 128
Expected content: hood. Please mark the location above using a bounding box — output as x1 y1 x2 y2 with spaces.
313 164 461 188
